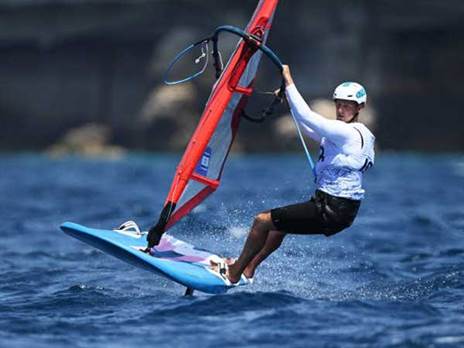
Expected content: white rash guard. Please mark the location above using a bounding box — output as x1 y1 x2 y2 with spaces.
285 84 375 200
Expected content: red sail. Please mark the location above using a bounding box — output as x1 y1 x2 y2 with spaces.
163 0 279 230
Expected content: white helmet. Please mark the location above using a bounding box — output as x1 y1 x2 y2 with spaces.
333 82 367 105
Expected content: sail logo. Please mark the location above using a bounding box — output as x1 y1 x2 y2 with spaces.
195 147 212 176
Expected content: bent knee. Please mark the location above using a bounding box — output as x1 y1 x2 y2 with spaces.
253 212 272 228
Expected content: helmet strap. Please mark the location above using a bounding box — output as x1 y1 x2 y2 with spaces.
348 113 359 123
348 103 364 123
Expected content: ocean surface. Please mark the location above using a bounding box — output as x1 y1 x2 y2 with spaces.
1 153 464 348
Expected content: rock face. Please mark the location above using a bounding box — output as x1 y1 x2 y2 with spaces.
47 123 126 158
138 83 198 150
1 0 464 152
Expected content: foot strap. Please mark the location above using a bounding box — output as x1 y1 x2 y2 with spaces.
115 220 142 234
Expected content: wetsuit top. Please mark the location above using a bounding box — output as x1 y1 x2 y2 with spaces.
285 84 375 200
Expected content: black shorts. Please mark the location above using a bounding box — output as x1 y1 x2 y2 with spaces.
270 190 361 237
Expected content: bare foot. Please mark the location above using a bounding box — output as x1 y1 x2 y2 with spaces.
243 265 254 279
210 259 241 284
226 262 241 283
225 258 254 280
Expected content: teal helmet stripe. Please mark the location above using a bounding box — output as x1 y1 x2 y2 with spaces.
356 88 366 99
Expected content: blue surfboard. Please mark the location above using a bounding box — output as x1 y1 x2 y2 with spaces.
60 222 249 294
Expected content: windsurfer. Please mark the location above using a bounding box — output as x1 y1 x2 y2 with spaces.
215 65 375 284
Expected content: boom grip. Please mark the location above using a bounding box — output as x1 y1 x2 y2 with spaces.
212 25 283 72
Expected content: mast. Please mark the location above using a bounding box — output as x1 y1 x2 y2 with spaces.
147 0 280 247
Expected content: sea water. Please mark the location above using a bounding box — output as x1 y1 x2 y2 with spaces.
1 153 463 348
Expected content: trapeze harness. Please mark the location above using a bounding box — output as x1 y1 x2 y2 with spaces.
271 84 375 236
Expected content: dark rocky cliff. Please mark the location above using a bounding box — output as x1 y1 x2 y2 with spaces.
1 0 463 152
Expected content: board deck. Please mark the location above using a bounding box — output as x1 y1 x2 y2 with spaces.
60 222 249 294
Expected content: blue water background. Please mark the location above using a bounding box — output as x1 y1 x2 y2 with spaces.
1 153 464 347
